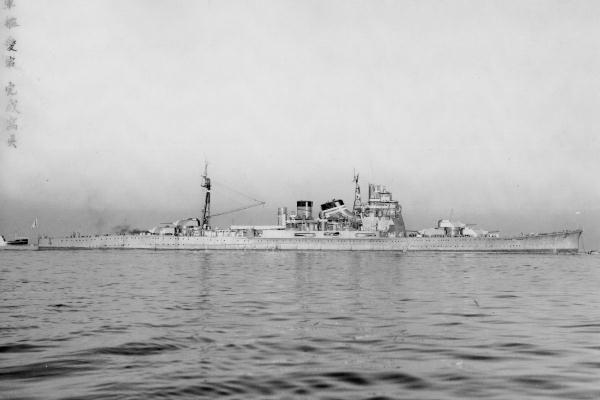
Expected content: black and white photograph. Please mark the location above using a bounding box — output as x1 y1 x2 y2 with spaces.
1 1 599 399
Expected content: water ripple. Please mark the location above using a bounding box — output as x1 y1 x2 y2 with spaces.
88 342 183 356
0 343 51 353
1 250 599 399
0 359 96 380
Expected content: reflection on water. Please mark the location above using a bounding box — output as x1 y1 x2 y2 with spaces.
1 250 600 399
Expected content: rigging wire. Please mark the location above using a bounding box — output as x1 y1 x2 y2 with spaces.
211 203 265 217
208 179 265 217
212 179 264 204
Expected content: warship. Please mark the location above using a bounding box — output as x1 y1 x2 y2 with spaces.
38 167 582 252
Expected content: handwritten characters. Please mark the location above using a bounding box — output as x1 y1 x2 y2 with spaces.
3 0 18 148
4 17 18 30
4 83 18 147
5 36 16 51
4 80 16 96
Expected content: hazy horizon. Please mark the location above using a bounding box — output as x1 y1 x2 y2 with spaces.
1 0 599 248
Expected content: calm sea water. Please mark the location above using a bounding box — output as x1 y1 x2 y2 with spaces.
1 250 599 399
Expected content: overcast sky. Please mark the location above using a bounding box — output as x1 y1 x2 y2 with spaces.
1 1 599 246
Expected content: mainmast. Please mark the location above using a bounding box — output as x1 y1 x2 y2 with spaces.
201 162 211 230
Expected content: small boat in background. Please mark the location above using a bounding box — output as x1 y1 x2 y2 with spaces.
6 237 28 246
0 235 36 250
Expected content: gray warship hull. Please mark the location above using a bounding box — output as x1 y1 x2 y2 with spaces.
38 229 582 253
